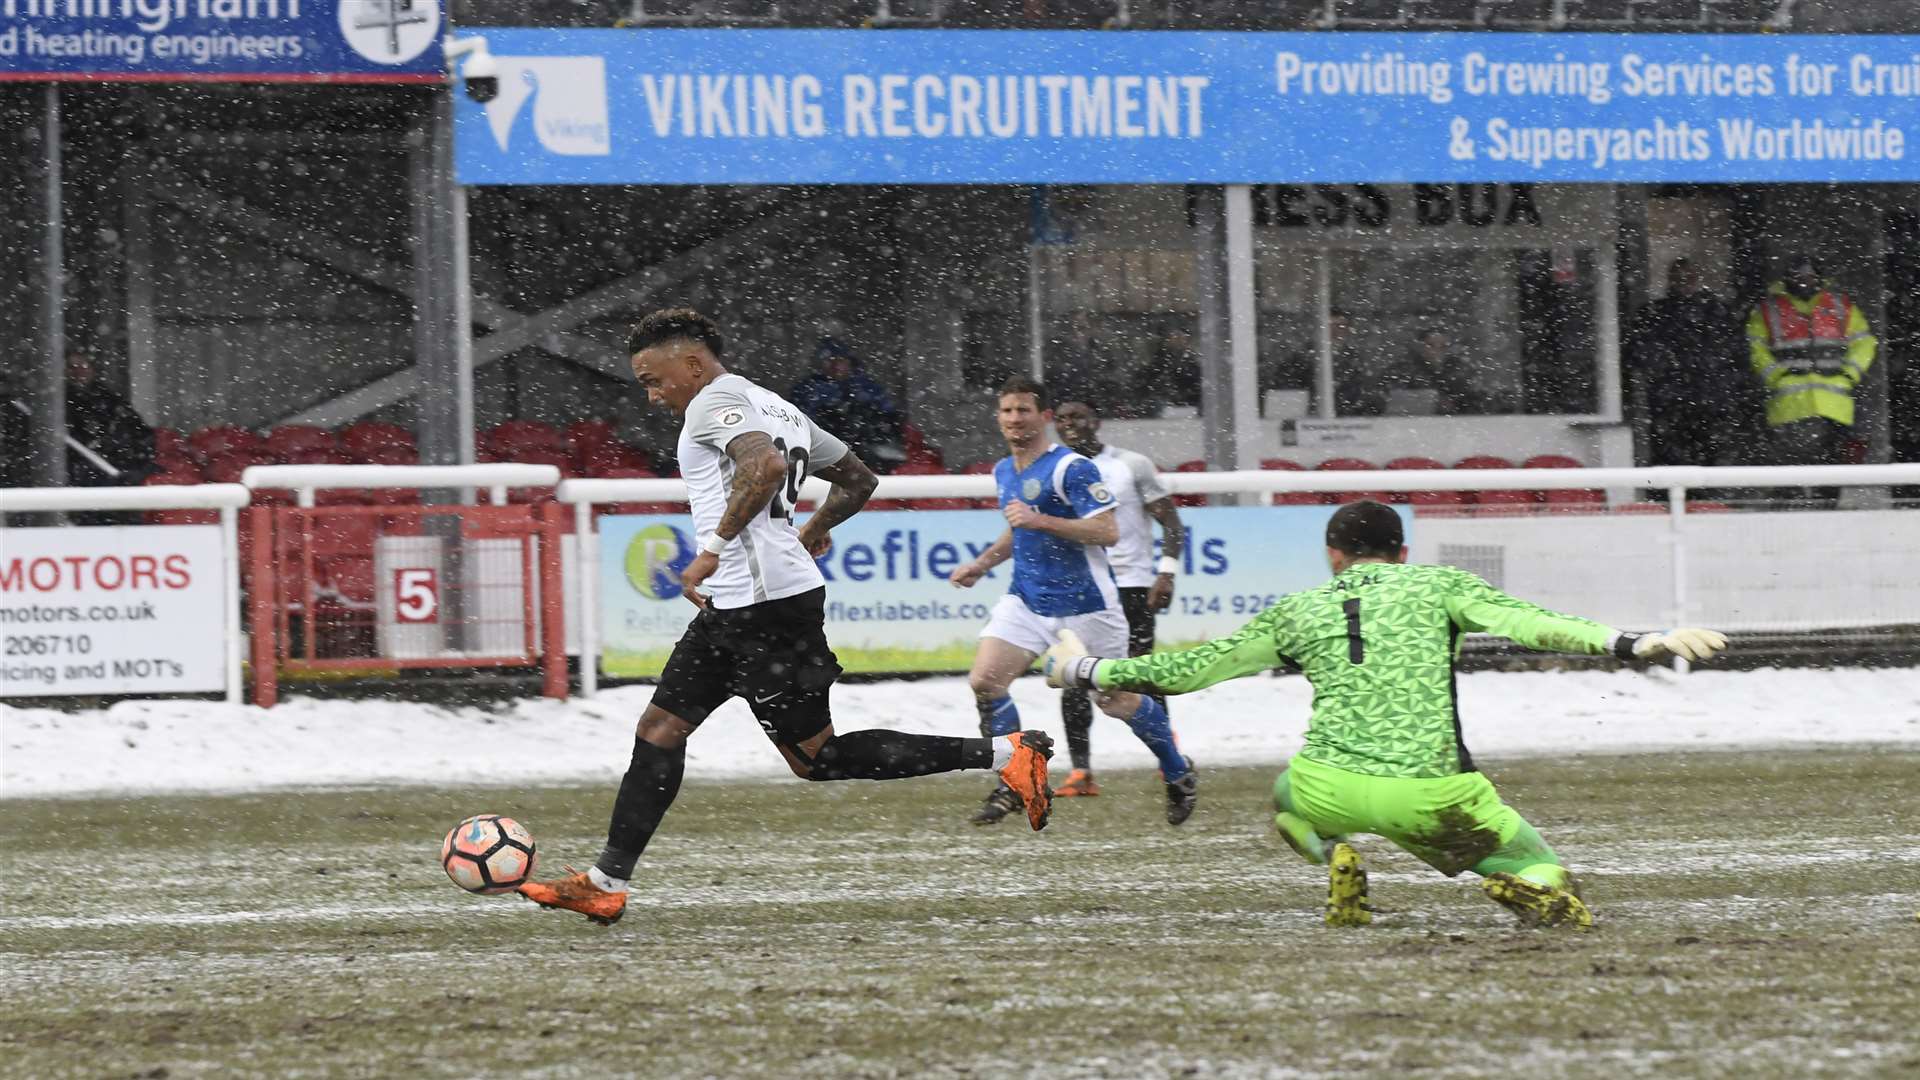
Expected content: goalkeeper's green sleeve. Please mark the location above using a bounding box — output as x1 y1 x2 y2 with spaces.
1092 607 1288 696
1440 572 1623 656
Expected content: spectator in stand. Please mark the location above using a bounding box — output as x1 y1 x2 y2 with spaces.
64 350 155 489
1746 252 1877 468
789 336 905 472
1138 325 1202 416
62 350 155 525
1379 328 1499 415
1625 258 1756 466
1276 309 1380 417
1048 310 1120 417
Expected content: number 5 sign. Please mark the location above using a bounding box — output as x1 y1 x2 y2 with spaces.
394 568 439 624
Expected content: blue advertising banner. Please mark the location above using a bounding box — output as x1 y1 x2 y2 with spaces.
0 0 443 82
597 504 1411 677
451 28 1920 185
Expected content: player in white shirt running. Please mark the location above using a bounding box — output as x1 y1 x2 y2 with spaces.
520 310 1057 926
949 376 1198 828
1048 401 1186 799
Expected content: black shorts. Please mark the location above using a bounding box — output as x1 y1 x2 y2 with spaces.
650 586 843 747
1116 587 1158 658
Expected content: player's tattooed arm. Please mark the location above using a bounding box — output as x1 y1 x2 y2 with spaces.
717 430 787 539
677 430 788 607
796 452 878 555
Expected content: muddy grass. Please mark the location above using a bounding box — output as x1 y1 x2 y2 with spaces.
3 750 1917 1078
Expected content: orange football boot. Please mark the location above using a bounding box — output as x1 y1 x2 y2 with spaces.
1053 769 1100 798
517 868 628 926
999 730 1055 831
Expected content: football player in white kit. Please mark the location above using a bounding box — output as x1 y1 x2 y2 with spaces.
1048 401 1186 799
520 310 1057 926
948 376 1198 828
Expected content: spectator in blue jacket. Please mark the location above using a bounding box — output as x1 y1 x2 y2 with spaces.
789 337 905 470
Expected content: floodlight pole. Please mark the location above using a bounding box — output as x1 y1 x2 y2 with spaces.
29 84 68 493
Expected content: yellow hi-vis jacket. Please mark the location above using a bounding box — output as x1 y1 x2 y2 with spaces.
1746 283 1876 428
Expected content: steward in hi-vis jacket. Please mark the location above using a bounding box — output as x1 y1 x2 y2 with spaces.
1746 252 1877 466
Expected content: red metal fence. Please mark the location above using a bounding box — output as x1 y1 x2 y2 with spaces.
247 502 566 707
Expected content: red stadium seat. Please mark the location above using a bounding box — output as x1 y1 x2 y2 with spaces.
486 420 568 461
340 421 416 461
265 425 337 460
1385 456 1465 507
565 419 618 451
1473 489 1542 511
496 448 570 505
1315 457 1386 505
1614 502 1669 515
189 425 263 461
1258 458 1320 506
1451 455 1523 507
581 442 653 477
361 444 419 467
281 446 353 466
202 450 275 485
1522 454 1584 470
1523 454 1602 508
144 465 203 486
1687 501 1734 513
153 427 196 463
1543 488 1607 512
1170 460 1209 508
961 461 999 509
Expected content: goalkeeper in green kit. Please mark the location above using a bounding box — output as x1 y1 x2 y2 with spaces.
1041 501 1727 929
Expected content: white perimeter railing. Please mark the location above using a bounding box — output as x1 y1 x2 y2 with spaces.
0 483 252 703
6 463 1917 702
241 463 563 505
556 463 1920 695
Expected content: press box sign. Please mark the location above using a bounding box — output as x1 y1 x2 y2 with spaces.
0 525 227 696
0 0 444 82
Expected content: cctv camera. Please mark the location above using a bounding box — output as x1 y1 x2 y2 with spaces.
462 51 499 103
445 37 499 103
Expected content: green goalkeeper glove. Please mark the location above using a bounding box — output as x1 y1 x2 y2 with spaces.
1614 627 1728 663
1041 630 1103 690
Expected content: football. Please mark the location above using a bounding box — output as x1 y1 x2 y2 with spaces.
440 815 538 895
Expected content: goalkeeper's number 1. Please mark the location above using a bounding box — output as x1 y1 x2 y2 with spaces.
1343 598 1365 664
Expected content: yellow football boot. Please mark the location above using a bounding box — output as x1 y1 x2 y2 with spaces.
1480 872 1594 930
1325 842 1372 928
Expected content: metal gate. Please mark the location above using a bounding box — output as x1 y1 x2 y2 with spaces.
247 502 566 706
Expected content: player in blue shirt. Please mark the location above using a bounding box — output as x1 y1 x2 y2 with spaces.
948 376 1198 827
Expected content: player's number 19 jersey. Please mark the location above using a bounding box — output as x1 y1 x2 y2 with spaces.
1096 562 1618 778
678 374 850 610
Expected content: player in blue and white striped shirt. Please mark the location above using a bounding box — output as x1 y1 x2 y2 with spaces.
948 376 1198 827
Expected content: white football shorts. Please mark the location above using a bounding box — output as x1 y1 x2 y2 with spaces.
980 593 1128 658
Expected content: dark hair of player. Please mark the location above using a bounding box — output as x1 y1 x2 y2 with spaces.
997 374 1050 410
1325 500 1404 558
627 308 725 358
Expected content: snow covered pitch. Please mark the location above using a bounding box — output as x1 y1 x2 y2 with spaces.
2 669 1917 1077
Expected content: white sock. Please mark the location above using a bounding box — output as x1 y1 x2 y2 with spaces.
587 865 629 894
990 736 1015 770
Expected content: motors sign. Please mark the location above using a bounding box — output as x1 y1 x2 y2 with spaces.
453 29 1920 185
0 525 228 696
0 0 443 82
